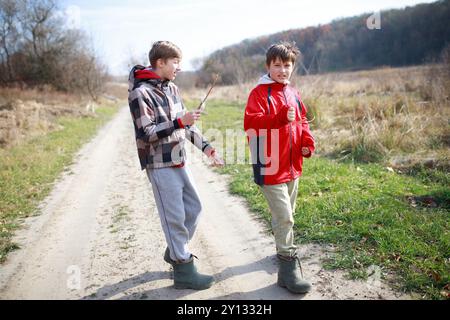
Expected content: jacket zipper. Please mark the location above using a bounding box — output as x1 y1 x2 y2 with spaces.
283 89 294 178
289 124 293 178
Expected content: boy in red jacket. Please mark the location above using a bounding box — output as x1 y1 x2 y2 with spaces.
244 41 315 294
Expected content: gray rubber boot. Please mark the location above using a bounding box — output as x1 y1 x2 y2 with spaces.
173 256 214 290
277 254 312 294
164 247 175 265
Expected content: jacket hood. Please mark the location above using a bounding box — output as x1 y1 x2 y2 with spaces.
128 65 165 92
257 74 290 85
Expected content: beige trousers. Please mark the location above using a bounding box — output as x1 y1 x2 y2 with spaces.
260 178 299 257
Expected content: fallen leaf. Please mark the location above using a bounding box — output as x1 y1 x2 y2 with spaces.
430 270 441 282
354 259 363 267
422 197 437 208
391 253 402 262
406 196 417 207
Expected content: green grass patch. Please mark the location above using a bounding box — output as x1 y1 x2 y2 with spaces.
0 103 121 263
186 99 245 133
186 98 450 300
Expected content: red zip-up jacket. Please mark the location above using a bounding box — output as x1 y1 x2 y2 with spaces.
244 74 315 185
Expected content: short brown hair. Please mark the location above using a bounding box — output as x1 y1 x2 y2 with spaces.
149 41 182 68
266 41 300 66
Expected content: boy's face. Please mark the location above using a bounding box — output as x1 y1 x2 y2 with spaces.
156 57 181 81
266 57 294 84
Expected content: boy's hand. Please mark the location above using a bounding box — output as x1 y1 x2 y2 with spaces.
301 147 311 156
209 151 225 167
181 110 201 126
287 106 296 122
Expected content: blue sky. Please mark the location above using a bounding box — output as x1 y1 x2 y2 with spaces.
60 0 437 76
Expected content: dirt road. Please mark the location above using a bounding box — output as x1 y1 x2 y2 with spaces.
0 106 409 300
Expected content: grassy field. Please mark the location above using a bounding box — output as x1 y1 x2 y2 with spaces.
0 96 121 264
0 65 447 299
183 64 449 300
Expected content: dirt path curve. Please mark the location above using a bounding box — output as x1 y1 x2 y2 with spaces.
0 106 408 300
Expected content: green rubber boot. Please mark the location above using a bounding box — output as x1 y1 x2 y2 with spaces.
173 257 214 290
277 254 312 294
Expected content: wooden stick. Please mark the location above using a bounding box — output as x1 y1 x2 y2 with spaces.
197 74 219 113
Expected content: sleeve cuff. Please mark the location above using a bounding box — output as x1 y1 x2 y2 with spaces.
303 146 313 158
203 146 215 157
174 118 184 129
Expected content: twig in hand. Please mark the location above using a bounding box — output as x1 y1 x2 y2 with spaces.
197 74 219 113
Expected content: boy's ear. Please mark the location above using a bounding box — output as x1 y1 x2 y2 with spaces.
155 58 165 69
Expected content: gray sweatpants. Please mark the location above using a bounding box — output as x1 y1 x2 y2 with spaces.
146 166 202 262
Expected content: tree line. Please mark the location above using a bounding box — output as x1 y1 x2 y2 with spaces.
198 0 450 86
0 0 107 100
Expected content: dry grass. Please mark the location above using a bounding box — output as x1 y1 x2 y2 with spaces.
294 65 449 170
0 86 86 106
182 83 254 105
0 84 126 148
103 82 129 101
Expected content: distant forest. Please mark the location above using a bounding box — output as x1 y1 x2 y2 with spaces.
197 0 450 85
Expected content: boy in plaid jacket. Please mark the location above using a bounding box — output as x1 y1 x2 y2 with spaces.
128 41 223 290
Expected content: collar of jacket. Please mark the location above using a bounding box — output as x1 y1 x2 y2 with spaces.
128 65 170 91
257 73 289 89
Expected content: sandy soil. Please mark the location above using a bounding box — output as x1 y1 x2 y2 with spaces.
0 106 410 300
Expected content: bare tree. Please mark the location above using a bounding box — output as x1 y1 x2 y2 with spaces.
81 51 108 102
19 0 58 58
0 0 19 83
0 0 109 99
16 0 67 85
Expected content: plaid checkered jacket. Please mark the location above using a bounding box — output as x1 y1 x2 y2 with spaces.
128 65 213 170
